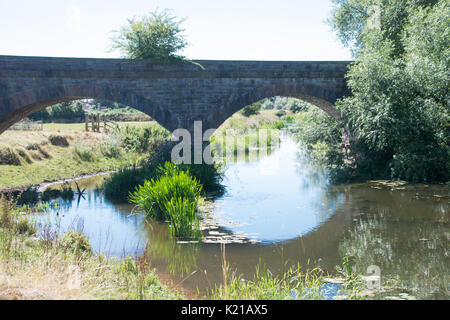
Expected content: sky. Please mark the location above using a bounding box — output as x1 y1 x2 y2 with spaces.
0 0 351 61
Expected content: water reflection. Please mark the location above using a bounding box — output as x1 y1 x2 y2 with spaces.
337 183 449 299
211 134 344 242
38 135 449 299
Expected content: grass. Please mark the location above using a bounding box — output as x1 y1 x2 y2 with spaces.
217 109 292 131
207 244 408 300
0 121 166 190
0 195 184 300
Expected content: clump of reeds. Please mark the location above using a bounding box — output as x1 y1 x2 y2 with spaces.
129 162 203 239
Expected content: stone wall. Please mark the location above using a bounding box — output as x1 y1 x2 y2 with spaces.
0 55 351 134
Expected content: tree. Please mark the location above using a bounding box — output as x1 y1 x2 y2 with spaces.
328 0 439 56
329 0 449 183
110 9 187 62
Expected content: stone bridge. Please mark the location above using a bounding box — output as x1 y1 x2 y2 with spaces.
0 55 351 134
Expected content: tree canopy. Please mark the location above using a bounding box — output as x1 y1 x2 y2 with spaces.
329 0 449 183
110 9 187 62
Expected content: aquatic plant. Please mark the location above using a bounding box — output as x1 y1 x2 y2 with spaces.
129 162 202 221
164 197 202 240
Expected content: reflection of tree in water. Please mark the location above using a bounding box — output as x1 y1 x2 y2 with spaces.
339 213 449 299
294 145 344 223
143 219 199 276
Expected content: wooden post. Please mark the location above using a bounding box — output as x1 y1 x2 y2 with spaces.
85 113 89 131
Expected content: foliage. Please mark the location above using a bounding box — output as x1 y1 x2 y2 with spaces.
29 101 85 122
240 102 261 117
328 0 439 55
48 134 69 147
15 188 39 205
73 145 95 162
110 9 187 62
120 124 170 153
273 121 285 130
104 166 154 203
259 97 310 112
329 0 449 183
292 108 343 151
177 162 224 194
61 230 92 254
164 197 202 239
0 147 21 165
129 162 202 221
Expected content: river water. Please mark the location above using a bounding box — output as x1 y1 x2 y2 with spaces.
37 133 449 299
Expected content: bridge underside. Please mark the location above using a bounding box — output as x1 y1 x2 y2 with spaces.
0 56 351 134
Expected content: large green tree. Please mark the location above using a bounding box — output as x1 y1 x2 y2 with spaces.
110 9 187 62
329 0 449 183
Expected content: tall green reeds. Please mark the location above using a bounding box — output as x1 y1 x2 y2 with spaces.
129 162 203 239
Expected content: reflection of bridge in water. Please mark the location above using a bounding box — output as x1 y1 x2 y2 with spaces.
145 187 357 292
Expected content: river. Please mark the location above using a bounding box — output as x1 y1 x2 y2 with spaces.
36 132 449 299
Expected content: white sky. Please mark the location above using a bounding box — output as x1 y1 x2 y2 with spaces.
0 0 351 61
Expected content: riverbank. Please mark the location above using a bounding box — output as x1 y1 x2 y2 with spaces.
0 195 186 299
0 121 167 191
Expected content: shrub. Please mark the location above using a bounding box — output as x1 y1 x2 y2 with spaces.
120 125 170 153
284 115 295 123
273 121 285 130
99 133 122 158
48 134 69 147
240 102 261 117
16 188 39 205
110 9 188 62
73 145 95 162
61 230 92 254
104 166 155 203
177 162 224 194
275 110 286 117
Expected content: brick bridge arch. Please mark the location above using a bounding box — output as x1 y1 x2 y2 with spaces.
0 55 351 134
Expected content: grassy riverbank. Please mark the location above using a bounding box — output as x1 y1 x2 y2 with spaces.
0 121 168 190
0 196 184 299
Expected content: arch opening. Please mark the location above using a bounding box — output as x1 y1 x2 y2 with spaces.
203 83 342 133
0 83 175 134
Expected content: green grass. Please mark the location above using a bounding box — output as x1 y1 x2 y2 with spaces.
0 196 183 300
0 121 167 190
